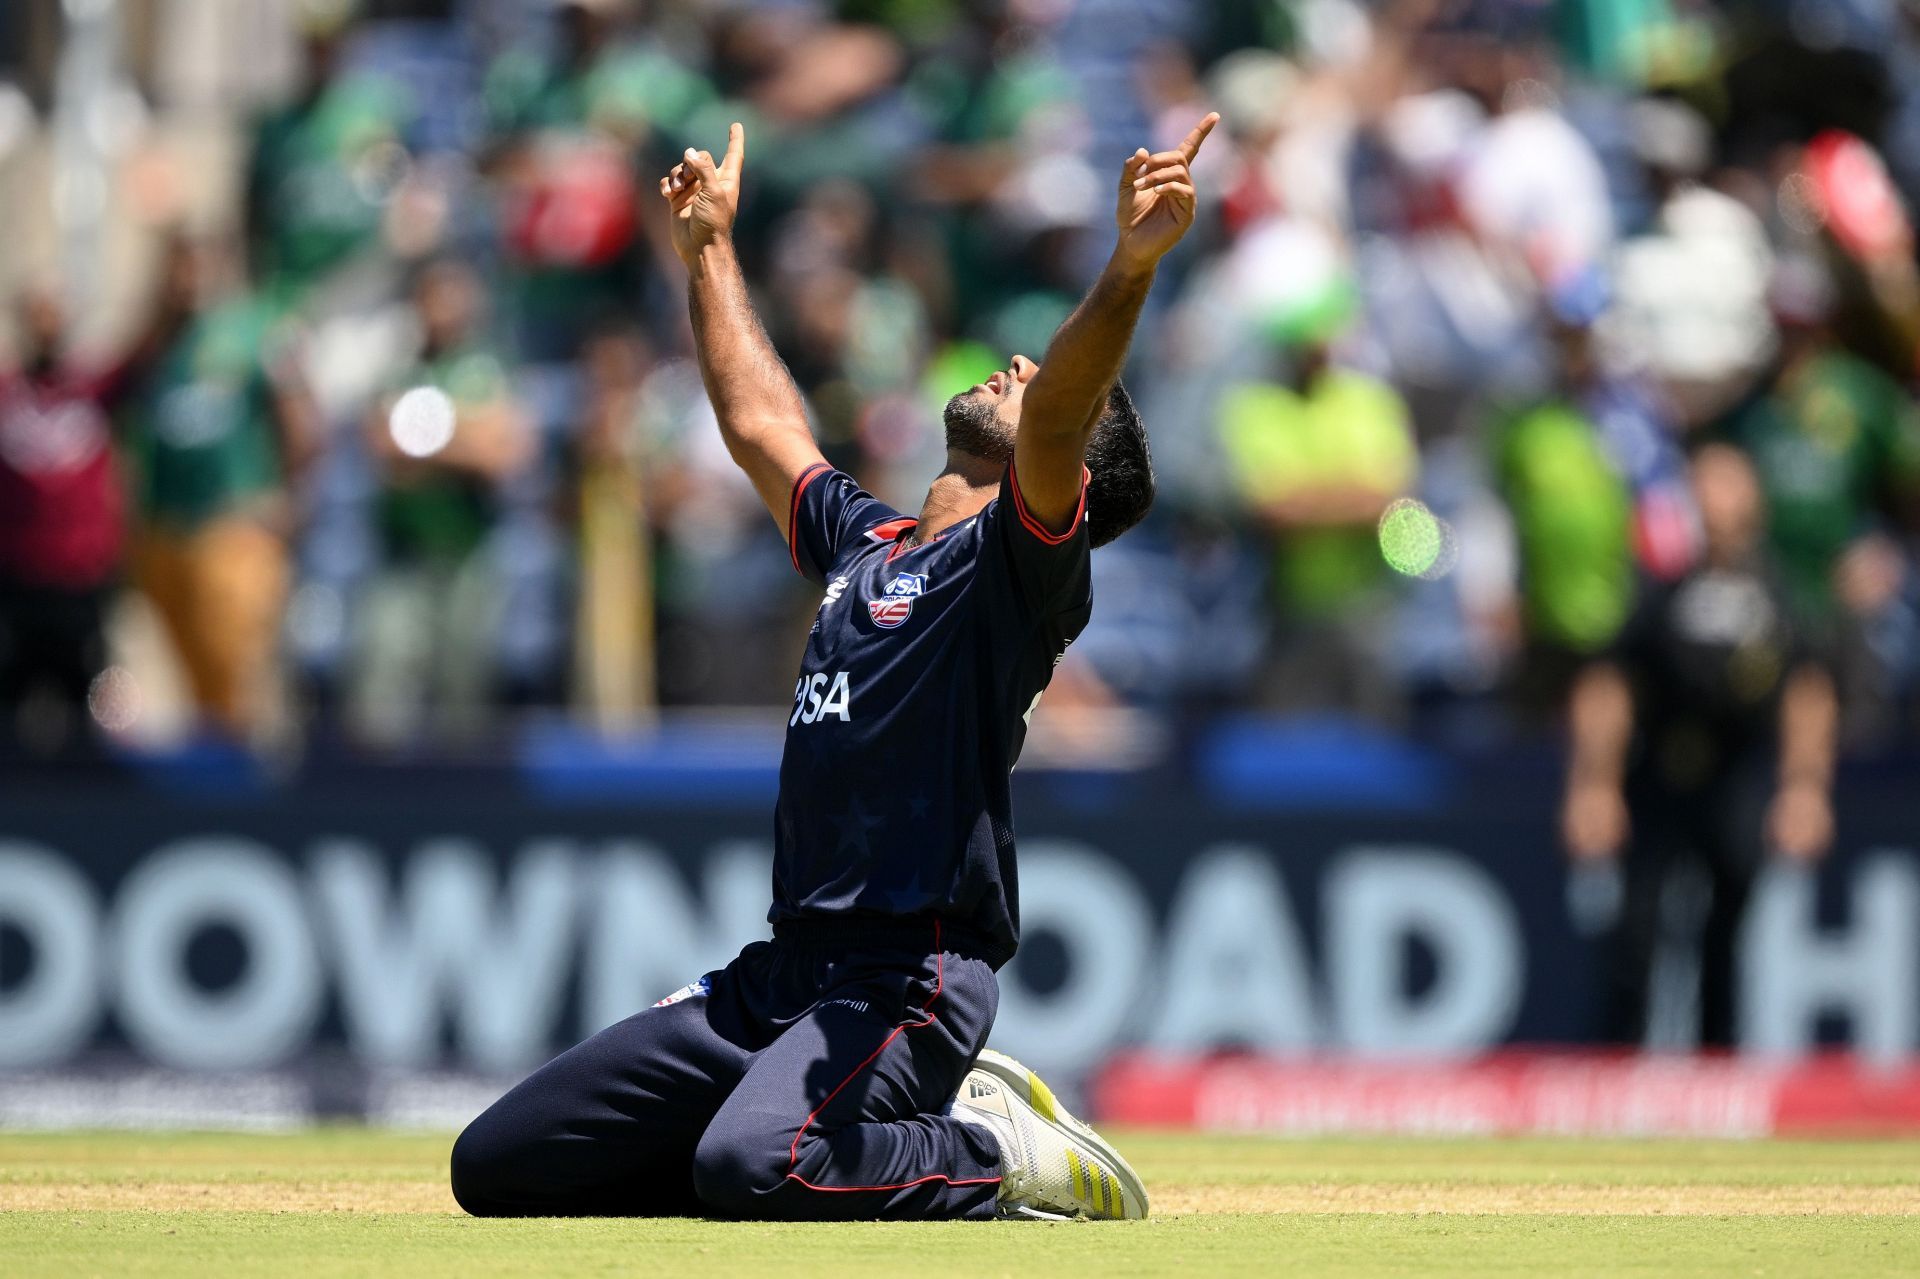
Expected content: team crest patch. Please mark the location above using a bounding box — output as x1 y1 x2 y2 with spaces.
868 572 928 629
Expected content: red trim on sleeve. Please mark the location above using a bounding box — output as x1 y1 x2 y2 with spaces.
787 462 833 576
863 517 919 545
1007 461 1090 546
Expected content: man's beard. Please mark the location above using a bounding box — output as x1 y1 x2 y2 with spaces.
943 392 1016 464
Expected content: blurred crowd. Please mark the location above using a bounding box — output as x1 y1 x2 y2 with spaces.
4 0 1920 760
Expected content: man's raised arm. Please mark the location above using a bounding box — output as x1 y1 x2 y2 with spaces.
1013 112 1218 531
660 124 827 528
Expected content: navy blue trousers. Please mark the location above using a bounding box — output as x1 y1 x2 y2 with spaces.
450 920 1004 1220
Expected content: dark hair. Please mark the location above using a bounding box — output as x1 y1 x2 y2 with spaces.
1084 381 1154 548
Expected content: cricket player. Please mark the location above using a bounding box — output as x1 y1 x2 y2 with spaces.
452 111 1218 1222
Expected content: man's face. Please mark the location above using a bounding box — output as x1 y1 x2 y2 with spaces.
302 32 343 87
1551 322 1594 384
162 239 231 314
558 3 609 65
1288 339 1331 389
1692 444 1762 559
943 353 1038 463
18 289 66 367
416 265 478 349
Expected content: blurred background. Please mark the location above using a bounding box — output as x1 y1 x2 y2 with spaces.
4 0 1920 1135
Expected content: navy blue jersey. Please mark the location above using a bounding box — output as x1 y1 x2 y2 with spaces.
771 461 1092 966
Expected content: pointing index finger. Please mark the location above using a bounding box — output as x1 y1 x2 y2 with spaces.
722 122 745 179
1178 111 1221 161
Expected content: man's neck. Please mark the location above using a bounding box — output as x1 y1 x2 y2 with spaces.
912 452 1003 543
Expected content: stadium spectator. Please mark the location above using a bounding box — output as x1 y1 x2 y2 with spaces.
569 322 655 725
2 0 1919 766
244 5 410 303
124 235 319 742
1720 255 1920 729
0 284 127 755
486 0 687 362
1607 97 1777 429
1492 290 1640 714
1217 310 1417 720
1562 442 1838 1048
1443 27 1614 289
350 258 531 745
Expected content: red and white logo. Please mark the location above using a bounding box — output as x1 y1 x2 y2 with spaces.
868 572 927 629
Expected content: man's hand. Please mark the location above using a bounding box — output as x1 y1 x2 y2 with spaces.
1561 779 1629 862
1772 664 1838 864
1767 779 1834 864
1114 112 1218 271
661 123 746 266
666 119 827 535
1010 110 1218 530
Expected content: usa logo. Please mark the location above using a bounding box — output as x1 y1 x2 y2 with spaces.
868 572 928 629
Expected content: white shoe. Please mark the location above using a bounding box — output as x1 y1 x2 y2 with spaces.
952 1049 1148 1220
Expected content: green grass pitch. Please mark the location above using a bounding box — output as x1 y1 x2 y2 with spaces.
4 1129 1917 1276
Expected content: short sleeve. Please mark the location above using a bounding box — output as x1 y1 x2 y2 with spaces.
986 460 1092 616
787 463 913 583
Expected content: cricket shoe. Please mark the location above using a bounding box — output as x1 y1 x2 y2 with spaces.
951 1049 1148 1220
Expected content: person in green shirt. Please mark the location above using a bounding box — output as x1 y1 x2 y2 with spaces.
352 259 532 746
125 235 320 741
1492 310 1636 715
484 0 709 143
245 10 410 300
1723 256 1920 635
907 31 1078 330
1218 318 1419 720
485 0 713 362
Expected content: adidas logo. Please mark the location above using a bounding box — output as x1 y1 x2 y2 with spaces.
968 1078 999 1099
